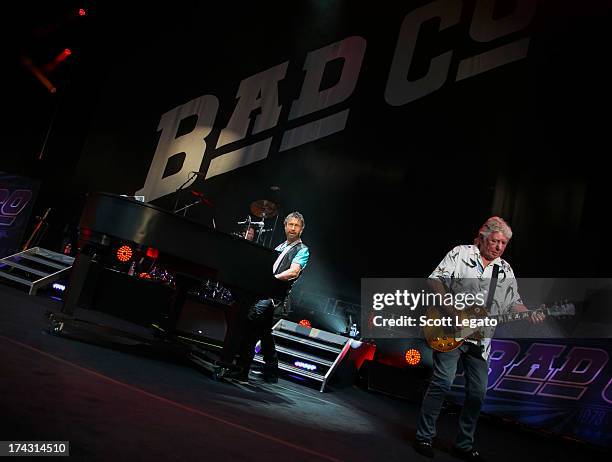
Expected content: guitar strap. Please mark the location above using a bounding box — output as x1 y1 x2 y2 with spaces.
485 264 500 311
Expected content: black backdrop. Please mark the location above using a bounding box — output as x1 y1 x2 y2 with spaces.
4 1 612 302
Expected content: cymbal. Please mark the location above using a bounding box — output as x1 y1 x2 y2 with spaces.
250 199 278 218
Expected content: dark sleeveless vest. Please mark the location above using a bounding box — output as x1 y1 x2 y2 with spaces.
272 242 308 312
273 242 307 277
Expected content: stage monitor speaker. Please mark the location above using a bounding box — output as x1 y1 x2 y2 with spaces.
361 359 430 402
175 298 230 346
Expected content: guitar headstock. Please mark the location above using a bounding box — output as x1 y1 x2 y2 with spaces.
542 300 576 316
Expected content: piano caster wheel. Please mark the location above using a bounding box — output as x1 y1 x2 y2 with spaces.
49 319 64 335
212 366 227 381
215 366 238 382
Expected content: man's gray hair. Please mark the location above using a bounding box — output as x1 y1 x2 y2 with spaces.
475 216 512 244
284 211 305 229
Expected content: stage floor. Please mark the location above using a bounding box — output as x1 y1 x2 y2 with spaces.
0 284 608 461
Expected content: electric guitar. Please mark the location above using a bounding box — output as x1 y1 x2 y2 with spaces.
424 301 575 352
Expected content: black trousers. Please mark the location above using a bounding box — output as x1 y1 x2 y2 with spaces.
236 299 279 375
416 342 488 450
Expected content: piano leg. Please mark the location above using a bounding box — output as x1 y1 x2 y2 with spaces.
220 290 256 365
161 273 200 334
62 251 93 316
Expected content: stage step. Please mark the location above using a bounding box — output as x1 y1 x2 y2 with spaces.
253 319 354 392
0 247 74 295
274 345 334 366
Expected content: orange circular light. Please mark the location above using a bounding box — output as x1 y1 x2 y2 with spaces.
116 245 133 262
405 348 421 366
298 319 311 328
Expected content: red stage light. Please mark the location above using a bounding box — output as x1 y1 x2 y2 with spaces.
298 319 311 328
42 48 73 74
78 8 87 16
405 348 421 366
116 245 133 262
146 247 159 259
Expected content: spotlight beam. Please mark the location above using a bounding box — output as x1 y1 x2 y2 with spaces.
20 55 57 93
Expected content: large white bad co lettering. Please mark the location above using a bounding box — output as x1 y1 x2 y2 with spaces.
136 95 219 202
288 36 366 119
207 62 289 180
469 0 536 42
385 0 461 106
208 36 366 179
138 0 537 199
281 36 366 152
456 0 535 81
216 62 289 148
385 0 535 105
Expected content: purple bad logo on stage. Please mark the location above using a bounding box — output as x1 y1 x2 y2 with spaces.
451 339 611 447
0 173 39 258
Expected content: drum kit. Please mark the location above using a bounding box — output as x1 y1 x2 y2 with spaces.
233 199 279 246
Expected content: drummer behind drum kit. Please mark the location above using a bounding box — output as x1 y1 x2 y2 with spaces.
233 199 279 246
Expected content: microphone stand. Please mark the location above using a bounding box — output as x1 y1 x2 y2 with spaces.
174 199 202 216
268 186 282 248
22 208 51 250
173 172 197 213
268 214 279 248
178 191 215 222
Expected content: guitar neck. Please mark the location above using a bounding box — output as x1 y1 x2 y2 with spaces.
493 311 538 323
491 304 572 323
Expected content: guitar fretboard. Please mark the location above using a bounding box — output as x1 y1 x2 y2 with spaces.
490 304 574 323
493 311 536 323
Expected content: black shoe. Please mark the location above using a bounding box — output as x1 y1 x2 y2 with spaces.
451 446 484 462
263 364 279 383
413 440 434 458
223 370 250 385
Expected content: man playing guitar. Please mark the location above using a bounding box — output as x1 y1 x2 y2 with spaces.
413 217 544 461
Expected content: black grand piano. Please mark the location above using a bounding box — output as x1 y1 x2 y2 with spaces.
51 192 288 370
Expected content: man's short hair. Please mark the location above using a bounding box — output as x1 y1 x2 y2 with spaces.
284 211 305 229
476 216 512 242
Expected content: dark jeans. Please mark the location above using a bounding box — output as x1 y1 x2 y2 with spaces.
236 299 279 375
416 342 488 450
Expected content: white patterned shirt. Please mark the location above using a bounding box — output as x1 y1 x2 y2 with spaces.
429 245 523 359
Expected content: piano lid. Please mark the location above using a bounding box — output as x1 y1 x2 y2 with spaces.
79 192 286 298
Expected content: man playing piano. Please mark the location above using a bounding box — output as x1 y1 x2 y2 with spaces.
226 212 310 384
